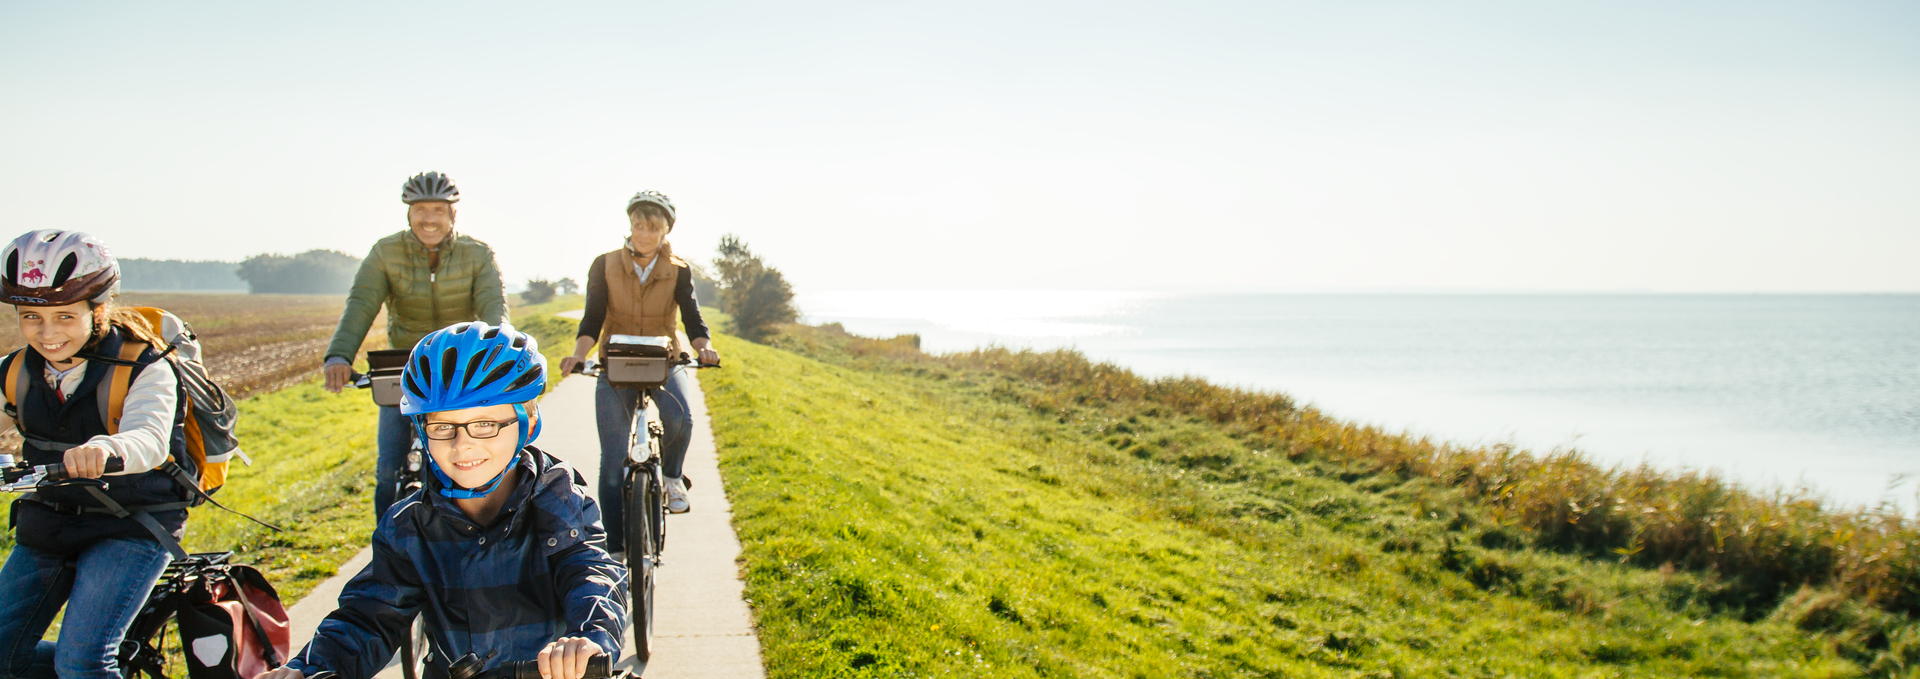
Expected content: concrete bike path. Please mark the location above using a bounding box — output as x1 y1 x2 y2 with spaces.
284 371 766 678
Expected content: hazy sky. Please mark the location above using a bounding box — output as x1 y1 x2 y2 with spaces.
2 1 1915 293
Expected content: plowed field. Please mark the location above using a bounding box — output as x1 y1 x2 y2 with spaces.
0 293 375 399
0 293 382 454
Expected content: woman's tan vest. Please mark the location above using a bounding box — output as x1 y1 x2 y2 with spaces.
600 241 687 361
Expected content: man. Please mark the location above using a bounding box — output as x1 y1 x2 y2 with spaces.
323 171 507 518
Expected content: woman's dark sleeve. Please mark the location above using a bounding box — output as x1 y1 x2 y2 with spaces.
577 254 610 340
677 266 710 341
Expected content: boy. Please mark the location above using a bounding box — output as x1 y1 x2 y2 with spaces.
263 322 626 679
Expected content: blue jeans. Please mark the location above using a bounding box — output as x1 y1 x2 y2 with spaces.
595 365 694 553
0 538 171 679
374 404 415 518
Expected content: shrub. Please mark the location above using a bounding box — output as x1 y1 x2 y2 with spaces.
712 234 796 342
522 278 556 304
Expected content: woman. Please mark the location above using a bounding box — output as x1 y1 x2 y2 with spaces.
0 230 189 679
560 191 720 554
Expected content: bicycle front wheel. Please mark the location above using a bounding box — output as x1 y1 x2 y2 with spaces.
623 468 658 662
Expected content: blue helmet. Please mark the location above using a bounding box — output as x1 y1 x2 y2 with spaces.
400 322 548 499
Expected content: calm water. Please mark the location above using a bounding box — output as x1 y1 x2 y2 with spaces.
798 293 1920 511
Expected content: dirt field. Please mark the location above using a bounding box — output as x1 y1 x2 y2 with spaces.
0 292 376 401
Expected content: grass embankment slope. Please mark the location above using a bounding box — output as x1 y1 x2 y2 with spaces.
0 294 585 609
704 326 1916 678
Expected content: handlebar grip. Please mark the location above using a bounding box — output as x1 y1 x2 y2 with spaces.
504 655 610 679
44 457 125 481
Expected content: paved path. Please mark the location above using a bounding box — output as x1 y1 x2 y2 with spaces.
285 370 765 678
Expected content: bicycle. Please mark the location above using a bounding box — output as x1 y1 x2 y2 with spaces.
570 334 718 663
0 459 282 679
350 347 427 501
347 347 431 679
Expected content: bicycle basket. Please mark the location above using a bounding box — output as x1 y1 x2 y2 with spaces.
365 349 411 408
604 335 672 388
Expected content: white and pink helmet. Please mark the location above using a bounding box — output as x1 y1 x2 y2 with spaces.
2 230 120 306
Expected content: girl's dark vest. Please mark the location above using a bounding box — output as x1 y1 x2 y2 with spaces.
8 327 191 555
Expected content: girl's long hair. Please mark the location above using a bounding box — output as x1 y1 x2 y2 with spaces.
83 300 167 351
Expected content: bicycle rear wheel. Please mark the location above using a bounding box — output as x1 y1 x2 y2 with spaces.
623 467 658 663
118 591 175 679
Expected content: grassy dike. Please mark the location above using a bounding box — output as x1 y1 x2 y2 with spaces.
703 329 1893 678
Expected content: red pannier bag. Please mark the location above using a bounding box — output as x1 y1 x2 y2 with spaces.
175 563 291 679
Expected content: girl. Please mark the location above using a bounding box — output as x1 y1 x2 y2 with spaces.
559 191 719 553
0 230 190 679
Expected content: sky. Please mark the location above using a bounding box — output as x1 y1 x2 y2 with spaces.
1 1 1916 293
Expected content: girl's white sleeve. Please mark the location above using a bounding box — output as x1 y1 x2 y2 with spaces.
86 361 178 475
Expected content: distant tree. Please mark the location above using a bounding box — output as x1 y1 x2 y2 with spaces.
522 278 557 305
712 234 796 342
235 250 359 294
119 258 245 291
555 277 579 296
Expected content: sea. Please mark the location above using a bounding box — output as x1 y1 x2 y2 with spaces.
796 292 1920 513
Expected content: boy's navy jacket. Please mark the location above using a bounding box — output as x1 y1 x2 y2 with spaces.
286 446 627 679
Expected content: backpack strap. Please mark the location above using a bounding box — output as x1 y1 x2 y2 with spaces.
96 340 145 436
4 349 24 417
77 484 190 560
158 460 285 533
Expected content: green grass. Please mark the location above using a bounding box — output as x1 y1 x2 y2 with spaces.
511 293 586 319
705 327 1911 678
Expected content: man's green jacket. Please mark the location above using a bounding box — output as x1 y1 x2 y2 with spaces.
326 229 508 362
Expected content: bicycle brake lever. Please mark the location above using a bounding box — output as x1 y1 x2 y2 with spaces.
1 475 44 493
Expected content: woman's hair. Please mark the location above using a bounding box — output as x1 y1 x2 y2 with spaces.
628 203 672 233
84 300 166 351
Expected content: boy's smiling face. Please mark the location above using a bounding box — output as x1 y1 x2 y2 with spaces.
423 403 531 489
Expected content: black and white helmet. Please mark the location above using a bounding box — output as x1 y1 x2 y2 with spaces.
625 191 676 228
402 171 460 204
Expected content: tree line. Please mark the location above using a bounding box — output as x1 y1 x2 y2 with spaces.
135 235 801 342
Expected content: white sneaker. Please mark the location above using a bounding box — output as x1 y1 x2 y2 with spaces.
665 476 691 514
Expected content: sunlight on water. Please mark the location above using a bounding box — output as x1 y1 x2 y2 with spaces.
799 292 1920 512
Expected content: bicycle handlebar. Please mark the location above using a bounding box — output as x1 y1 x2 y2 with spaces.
569 353 721 377
2 457 126 490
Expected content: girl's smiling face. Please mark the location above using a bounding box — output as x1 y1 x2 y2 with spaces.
17 302 92 364
423 403 533 489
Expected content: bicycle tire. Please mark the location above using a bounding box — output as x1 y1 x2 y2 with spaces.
623 468 657 663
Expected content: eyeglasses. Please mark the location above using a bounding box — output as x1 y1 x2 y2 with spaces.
421 418 518 441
